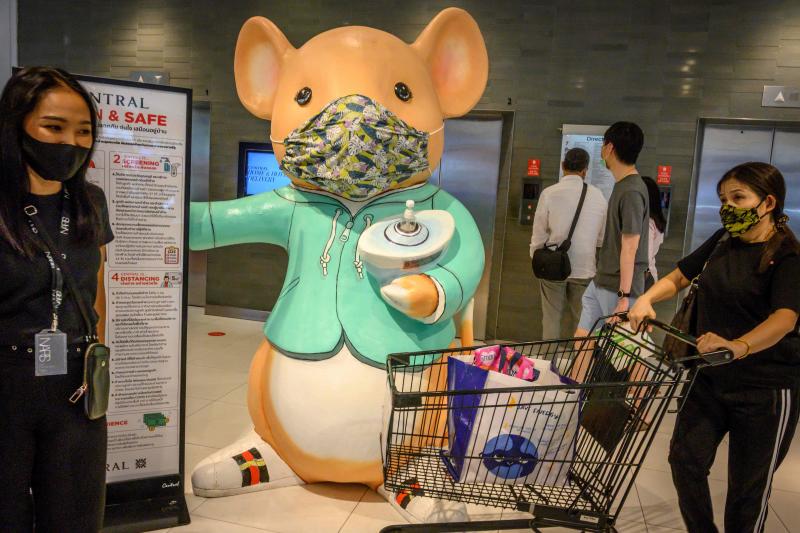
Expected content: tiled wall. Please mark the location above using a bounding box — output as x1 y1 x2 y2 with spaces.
19 0 800 340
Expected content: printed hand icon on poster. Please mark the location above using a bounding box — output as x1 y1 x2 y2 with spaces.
188 8 488 524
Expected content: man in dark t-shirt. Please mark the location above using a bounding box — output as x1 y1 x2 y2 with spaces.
576 122 649 335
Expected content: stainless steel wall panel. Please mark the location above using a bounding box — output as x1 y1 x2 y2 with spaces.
188 105 211 307
437 116 503 341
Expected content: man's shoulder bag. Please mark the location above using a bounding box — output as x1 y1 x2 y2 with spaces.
532 182 588 282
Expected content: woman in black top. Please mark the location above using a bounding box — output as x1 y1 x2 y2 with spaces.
0 68 113 531
630 162 800 533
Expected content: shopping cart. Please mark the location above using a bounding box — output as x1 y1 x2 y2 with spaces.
381 315 733 532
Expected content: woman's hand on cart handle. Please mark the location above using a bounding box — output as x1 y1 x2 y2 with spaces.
628 297 657 332
697 332 748 359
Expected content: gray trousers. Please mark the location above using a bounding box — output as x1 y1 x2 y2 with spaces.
539 278 591 339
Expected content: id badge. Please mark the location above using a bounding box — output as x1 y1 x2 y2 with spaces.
34 330 68 376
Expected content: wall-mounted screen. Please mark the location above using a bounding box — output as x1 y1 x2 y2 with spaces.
237 142 291 197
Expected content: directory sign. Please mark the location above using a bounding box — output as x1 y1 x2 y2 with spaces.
560 124 614 201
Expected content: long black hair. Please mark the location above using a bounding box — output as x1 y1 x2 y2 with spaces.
0 66 101 257
642 175 666 233
717 162 800 272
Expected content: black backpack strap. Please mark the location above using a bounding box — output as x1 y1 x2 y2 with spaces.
558 182 588 252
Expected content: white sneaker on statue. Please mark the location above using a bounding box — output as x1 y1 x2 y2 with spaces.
377 482 469 525
191 428 304 497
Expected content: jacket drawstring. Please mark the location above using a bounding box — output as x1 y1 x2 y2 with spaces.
353 214 373 279
340 220 354 242
321 208 342 276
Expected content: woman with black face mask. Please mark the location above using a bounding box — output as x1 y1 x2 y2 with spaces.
629 162 800 533
0 67 113 531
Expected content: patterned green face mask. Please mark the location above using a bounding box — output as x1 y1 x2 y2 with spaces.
719 200 763 236
271 94 442 201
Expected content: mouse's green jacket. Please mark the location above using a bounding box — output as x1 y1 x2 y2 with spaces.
189 183 484 367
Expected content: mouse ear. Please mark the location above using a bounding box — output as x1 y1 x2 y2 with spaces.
234 16 295 120
412 8 488 118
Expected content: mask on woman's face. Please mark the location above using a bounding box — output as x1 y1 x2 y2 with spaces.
719 199 764 237
22 133 90 182
271 94 442 201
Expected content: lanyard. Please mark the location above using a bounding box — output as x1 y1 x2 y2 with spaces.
24 188 71 332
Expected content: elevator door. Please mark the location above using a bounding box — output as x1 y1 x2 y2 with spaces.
687 124 774 252
435 116 502 341
686 122 800 258
770 129 800 235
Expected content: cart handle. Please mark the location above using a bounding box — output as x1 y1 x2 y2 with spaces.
615 312 733 368
642 316 696 345
614 312 695 343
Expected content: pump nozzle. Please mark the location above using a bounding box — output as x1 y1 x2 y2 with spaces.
399 200 418 233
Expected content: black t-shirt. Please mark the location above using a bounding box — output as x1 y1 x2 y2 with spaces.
0 184 114 346
677 228 800 387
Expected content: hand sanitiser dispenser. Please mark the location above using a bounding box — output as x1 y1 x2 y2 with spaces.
357 200 455 284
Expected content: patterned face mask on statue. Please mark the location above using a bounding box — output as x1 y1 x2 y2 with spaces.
719 200 764 237
271 94 442 201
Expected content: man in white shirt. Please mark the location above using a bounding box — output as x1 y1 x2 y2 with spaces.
530 148 607 338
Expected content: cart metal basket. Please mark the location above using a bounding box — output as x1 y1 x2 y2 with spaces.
381 316 732 532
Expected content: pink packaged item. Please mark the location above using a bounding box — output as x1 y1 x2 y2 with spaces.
472 345 500 369
472 345 539 381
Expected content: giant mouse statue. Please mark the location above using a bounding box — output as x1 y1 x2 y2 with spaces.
189 7 488 523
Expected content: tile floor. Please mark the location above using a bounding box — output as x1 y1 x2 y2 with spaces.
156 307 799 533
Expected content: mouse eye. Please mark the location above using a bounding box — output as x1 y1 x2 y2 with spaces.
394 82 412 102
295 87 312 106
